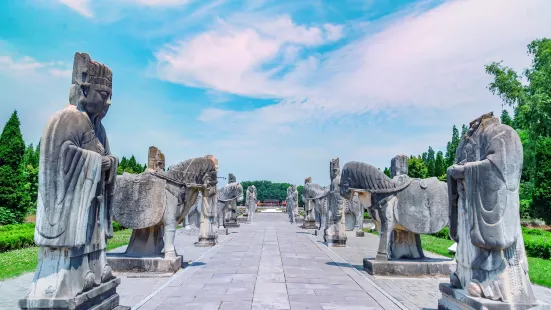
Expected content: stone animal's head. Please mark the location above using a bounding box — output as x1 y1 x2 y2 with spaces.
204 154 218 172
219 182 244 206
302 182 328 204
330 158 340 180
339 161 393 201
69 52 113 118
228 173 236 183
165 157 218 213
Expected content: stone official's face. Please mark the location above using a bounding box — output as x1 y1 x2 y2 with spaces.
85 83 112 116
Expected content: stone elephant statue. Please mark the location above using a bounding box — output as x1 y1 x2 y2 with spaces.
113 157 218 259
340 161 448 261
217 182 244 228
301 182 328 230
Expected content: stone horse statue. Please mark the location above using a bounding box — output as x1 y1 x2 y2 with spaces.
113 157 218 259
217 182 244 228
301 181 329 230
340 161 448 261
246 185 257 223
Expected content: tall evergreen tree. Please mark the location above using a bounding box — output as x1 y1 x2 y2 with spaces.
0 111 27 224
426 146 436 177
383 167 391 178
435 151 446 177
408 156 428 179
500 109 514 127
445 125 460 166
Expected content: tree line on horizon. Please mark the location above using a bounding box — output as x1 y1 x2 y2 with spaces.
0 38 549 225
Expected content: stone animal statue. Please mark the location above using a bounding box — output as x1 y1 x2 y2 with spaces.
184 191 202 231
344 192 363 231
301 181 329 230
113 157 218 259
217 182 244 228
340 161 448 261
245 185 257 223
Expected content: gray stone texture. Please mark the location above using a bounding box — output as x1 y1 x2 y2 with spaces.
20 52 122 309
246 185 258 223
324 158 347 246
340 159 448 261
442 112 549 308
217 182 244 229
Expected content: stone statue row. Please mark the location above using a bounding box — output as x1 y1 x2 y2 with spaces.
18 52 259 310
300 112 548 309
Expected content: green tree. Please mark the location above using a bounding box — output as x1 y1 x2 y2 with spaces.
0 111 27 224
408 156 428 179
434 151 446 178
500 109 514 127
445 125 460 167
383 167 391 178
486 38 551 221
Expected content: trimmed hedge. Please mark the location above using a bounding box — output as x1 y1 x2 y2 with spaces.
1 221 127 253
430 226 551 260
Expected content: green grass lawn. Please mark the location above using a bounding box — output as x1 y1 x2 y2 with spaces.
364 229 551 288
0 229 132 281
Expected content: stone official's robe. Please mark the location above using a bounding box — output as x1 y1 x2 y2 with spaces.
449 117 535 302
31 105 117 298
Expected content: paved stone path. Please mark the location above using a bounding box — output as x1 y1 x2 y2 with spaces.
324 229 551 310
135 213 404 310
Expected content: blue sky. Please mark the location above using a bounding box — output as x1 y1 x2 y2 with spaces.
1 0 550 186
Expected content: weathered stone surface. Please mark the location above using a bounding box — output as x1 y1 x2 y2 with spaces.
363 257 455 276
20 52 123 310
285 185 298 224
340 158 448 261
246 185 258 223
106 254 182 273
113 173 166 229
390 154 408 177
324 158 347 247
217 181 244 229
440 112 549 308
112 154 218 263
438 283 550 310
301 177 328 230
20 278 124 310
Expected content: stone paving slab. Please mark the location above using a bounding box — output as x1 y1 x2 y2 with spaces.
134 213 405 310
323 230 551 310
0 228 227 310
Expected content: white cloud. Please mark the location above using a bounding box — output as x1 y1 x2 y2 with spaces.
57 0 93 18
151 0 551 184
121 0 190 6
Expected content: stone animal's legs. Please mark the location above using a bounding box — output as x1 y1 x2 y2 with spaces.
248 206 254 223
162 189 179 259
375 197 397 262
218 204 226 229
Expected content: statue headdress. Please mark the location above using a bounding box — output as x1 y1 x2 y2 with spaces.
72 52 113 89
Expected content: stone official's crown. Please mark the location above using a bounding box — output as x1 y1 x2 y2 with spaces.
72 52 112 89
331 158 339 168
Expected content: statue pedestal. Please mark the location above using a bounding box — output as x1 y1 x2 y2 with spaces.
302 219 317 229
324 224 347 247
237 216 248 223
195 234 218 247
217 227 229 235
363 257 455 276
107 253 183 274
225 219 240 228
356 231 365 237
438 283 550 310
19 278 128 310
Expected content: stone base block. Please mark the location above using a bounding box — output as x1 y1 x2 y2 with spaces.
195 235 218 247
356 231 365 237
19 278 128 310
438 283 550 310
363 257 455 276
225 221 240 228
217 228 229 235
181 227 200 236
237 217 248 223
106 254 182 274
302 220 317 229
324 235 347 247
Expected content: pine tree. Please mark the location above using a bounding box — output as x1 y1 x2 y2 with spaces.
445 125 461 166
426 146 436 177
500 109 514 127
0 111 27 224
435 151 446 177
383 167 391 178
